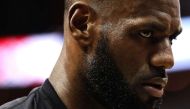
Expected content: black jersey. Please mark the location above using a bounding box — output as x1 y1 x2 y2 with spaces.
0 80 66 109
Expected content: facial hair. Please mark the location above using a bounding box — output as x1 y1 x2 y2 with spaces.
84 37 162 109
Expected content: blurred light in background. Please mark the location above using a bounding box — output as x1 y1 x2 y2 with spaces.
0 17 189 87
167 17 190 72
0 33 63 87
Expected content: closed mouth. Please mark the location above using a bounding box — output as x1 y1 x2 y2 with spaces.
142 77 168 98
142 83 163 90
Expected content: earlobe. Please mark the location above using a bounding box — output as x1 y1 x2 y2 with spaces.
69 2 93 47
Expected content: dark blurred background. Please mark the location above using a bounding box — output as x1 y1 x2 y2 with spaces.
0 0 190 36
0 0 65 36
0 0 190 109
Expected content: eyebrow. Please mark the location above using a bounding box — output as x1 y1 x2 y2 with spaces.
138 22 167 32
123 18 168 32
122 18 182 37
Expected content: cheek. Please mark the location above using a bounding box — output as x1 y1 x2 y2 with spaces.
109 37 149 83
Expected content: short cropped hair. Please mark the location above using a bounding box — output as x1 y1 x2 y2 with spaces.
64 0 116 13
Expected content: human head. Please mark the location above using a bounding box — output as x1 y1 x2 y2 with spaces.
51 0 182 109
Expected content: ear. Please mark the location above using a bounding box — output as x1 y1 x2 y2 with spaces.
69 2 97 49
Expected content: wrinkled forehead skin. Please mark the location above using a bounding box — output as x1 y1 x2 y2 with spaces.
95 0 181 36
95 0 180 21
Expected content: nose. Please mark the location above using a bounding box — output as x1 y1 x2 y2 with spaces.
150 39 174 69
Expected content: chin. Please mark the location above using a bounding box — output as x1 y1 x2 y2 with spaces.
138 93 163 109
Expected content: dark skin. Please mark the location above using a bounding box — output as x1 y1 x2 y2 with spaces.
49 0 182 109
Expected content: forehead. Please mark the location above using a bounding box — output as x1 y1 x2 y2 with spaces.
101 0 180 19
99 0 182 39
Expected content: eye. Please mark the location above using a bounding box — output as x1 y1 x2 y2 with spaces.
138 30 153 38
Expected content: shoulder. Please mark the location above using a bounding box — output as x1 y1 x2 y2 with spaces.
0 97 27 109
0 87 39 109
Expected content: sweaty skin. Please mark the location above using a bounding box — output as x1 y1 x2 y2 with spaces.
49 0 182 109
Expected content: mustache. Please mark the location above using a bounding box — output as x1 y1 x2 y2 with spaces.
151 67 167 78
142 67 167 81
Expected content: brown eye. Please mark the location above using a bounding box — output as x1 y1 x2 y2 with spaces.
139 31 152 38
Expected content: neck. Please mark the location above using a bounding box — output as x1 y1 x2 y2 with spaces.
49 54 105 109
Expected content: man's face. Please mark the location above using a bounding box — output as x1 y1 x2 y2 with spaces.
85 0 182 109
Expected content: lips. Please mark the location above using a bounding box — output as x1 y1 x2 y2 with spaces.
142 77 168 98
